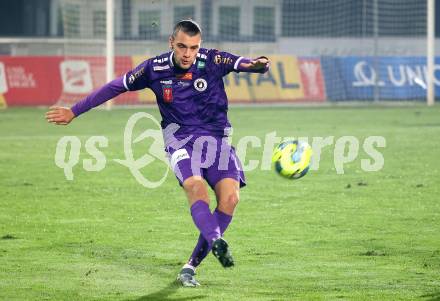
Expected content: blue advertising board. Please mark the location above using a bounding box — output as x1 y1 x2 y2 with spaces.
321 56 439 101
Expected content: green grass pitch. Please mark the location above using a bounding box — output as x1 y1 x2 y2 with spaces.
0 105 439 300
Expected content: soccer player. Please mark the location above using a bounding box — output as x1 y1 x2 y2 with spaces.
46 20 270 287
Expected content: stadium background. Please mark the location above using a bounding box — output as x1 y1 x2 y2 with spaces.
1 1 440 300
0 0 438 106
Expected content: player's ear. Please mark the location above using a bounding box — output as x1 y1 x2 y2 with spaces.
169 36 174 50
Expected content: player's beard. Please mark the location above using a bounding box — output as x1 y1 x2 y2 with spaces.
177 58 192 70
172 53 193 70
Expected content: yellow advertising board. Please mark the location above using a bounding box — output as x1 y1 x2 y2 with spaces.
224 55 304 102
0 94 7 109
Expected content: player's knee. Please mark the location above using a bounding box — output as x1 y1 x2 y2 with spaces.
228 191 240 207
183 176 208 202
221 191 240 209
229 191 240 207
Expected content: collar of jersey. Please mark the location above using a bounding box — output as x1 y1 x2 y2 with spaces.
169 51 175 67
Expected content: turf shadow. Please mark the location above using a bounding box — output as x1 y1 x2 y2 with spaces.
421 292 440 301
127 281 206 301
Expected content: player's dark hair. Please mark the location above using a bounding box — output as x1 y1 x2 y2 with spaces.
172 20 202 38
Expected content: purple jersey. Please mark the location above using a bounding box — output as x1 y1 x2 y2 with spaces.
70 49 268 189
123 49 244 139
71 49 268 141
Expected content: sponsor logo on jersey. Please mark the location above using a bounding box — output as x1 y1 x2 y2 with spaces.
214 54 233 65
162 84 173 103
60 60 93 94
128 74 135 84
197 61 205 69
129 67 145 84
176 72 192 80
194 78 208 92
160 80 173 85
153 65 170 71
177 81 190 87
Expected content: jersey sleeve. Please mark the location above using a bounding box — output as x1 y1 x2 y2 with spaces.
71 76 126 117
206 49 243 77
123 59 153 91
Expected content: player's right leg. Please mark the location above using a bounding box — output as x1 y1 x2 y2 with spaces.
177 176 225 286
177 264 200 287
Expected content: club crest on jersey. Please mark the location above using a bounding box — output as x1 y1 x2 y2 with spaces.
194 78 207 92
162 85 173 103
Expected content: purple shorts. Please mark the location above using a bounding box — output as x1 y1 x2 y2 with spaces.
166 135 246 189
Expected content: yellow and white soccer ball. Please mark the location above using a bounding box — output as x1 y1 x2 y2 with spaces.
272 140 313 179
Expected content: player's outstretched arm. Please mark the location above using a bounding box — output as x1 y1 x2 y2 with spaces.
45 76 127 126
238 56 270 73
239 57 270 71
45 106 75 125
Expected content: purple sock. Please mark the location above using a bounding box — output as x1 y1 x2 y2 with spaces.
215 208 233 234
190 200 221 250
188 208 233 267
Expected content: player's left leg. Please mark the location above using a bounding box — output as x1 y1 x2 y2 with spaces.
210 178 239 267
186 178 239 268
214 177 240 216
